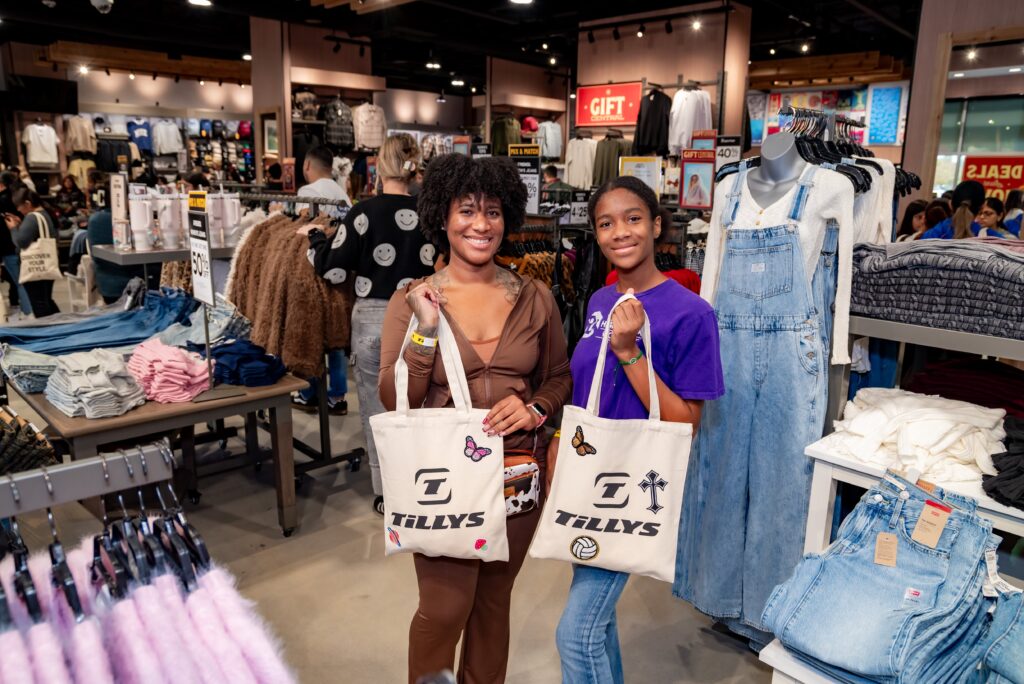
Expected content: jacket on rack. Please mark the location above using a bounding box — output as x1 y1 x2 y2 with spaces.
491 116 521 156
633 90 672 157
320 99 355 150
227 214 353 377
593 136 632 188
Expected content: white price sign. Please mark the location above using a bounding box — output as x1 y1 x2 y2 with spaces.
570 191 590 225
716 136 742 171
187 192 216 307
509 144 541 215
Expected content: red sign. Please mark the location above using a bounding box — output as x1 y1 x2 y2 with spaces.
575 82 643 127
962 156 1024 200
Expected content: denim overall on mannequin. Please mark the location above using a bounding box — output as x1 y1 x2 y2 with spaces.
676 159 839 644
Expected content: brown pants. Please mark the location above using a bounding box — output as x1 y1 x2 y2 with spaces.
408 499 542 684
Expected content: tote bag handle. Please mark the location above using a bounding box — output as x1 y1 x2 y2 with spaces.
393 310 472 414
585 292 661 421
32 211 51 240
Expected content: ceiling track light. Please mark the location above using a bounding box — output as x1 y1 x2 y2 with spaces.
218 79 223 86
542 42 548 50
692 18 702 30
152 72 157 80
129 71 135 80
199 79 205 86
242 53 252 61
612 26 620 41
78 65 89 75
637 24 645 38
104 68 110 76
359 45 365 57
665 20 672 34
174 74 180 83
769 48 776 55
800 43 809 53
966 48 978 61
332 42 341 54
549 56 557 65
436 90 446 103
587 30 595 43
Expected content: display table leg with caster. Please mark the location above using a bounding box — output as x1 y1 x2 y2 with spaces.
268 396 298 537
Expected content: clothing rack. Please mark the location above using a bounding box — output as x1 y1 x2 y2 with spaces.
0 440 176 519
235 192 365 477
778 105 865 142
640 71 726 130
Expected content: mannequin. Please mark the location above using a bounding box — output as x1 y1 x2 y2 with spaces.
747 131 807 208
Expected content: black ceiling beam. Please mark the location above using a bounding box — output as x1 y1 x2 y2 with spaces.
840 0 915 40
419 0 519 26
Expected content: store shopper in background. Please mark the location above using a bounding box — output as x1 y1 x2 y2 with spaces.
295 145 350 217
304 134 431 513
378 153 571 683
551 176 723 684
895 198 928 241
0 171 28 318
920 180 984 239
924 199 951 231
541 164 572 204
1005 189 1023 223
86 192 147 304
4 188 59 317
976 197 1019 239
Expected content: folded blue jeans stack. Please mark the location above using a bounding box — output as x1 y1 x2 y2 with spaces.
44 349 147 418
187 339 286 387
0 343 57 393
0 288 198 355
157 293 252 348
762 471 1024 683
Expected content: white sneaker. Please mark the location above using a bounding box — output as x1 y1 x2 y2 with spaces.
6 311 27 323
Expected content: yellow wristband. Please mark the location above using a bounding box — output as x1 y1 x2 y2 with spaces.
553 430 561 439
411 331 438 348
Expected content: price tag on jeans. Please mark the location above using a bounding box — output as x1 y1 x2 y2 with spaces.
874 532 898 567
911 500 952 549
188 191 215 307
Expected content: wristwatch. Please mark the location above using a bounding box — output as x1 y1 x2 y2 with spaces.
528 402 548 423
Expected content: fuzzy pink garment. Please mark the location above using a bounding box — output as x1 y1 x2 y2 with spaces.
198 568 297 684
0 628 34 684
185 585 258 684
65 617 114 684
100 595 167 684
153 574 228 684
26 622 73 684
65 544 96 617
131 583 202 684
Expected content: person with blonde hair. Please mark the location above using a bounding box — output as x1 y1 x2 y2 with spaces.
302 133 435 514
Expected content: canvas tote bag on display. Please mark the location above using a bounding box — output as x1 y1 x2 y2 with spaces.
19 211 62 284
370 312 508 561
530 293 692 582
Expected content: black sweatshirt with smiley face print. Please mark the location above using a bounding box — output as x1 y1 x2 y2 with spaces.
307 193 436 299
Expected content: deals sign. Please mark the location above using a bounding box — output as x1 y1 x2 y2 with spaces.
962 156 1024 200
575 82 643 127
187 191 215 307
509 144 542 214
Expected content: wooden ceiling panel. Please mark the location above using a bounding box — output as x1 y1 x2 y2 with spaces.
44 41 250 82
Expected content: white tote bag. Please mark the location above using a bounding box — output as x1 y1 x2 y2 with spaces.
370 312 509 562
19 211 62 284
530 293 692 582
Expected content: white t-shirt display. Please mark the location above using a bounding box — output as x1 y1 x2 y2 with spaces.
21 123 60 167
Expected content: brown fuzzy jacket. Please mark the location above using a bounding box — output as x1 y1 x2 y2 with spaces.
228 215 353 378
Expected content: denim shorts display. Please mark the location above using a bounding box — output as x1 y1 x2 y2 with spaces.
0 343 57 393
0 412 58 474
762 472 1024 683
676 164 838 643
44 349 147 418
0 288 198 356
157 293 251 348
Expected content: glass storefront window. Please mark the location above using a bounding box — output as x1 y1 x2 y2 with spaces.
963 98 1024 154
939 100 963 155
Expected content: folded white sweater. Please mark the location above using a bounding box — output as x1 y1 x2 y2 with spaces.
821 387 1005 483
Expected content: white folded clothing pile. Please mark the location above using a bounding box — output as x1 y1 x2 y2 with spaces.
820 387 1006 484
44 349 147 418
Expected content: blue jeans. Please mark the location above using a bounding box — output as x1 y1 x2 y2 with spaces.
2 254 31 316
556 565 629 684
299 349 348 401
676 164 838 642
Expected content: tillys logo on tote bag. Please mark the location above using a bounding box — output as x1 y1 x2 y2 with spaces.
529 293 692 582
370 313 509 561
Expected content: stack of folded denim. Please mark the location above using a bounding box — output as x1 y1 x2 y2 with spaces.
0 344 57 393
0 409 58 474
0 288 199 356
763 472 1023 682
127 339 210 403
851 240 1024 340
984 417 1024 512
44 349 147 418
156 293 252 348
187 339 286 387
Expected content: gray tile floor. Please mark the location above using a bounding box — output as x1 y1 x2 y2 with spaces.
7 286 772 683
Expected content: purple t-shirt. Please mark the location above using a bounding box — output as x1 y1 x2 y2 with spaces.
570 280 724 419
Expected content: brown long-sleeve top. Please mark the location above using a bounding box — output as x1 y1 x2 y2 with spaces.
379 275 572 454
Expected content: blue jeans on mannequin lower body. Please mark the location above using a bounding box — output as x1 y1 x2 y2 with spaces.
556 565 630 684
2 255 31 315
299 349 348 402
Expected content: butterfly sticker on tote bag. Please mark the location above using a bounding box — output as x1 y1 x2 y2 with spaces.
572 426 597 456
464 436 493 462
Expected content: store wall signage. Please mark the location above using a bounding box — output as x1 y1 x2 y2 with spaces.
187 191 215 307
471 143 492 158
962 156 1024 200
716 135 741 171
680 150 716 211
575 82 643 127
509 144 542 214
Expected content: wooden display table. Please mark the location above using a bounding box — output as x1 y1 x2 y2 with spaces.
5 374 307 536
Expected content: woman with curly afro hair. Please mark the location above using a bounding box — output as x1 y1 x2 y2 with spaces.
378 153 572 683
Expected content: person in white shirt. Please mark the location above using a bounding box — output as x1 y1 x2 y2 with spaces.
296 146 349 217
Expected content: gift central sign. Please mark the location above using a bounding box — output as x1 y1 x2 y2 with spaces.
575 82 643 127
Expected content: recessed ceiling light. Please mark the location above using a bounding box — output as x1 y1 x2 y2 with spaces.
188 0 212 6
199 79 205 86
470 86 476 93
637 24 645 38
436 91 447 103
769 48 776 55
242 53 252 61
966 48 978 61
509 0 533 4
542 42 548 50
800 43 809 53
692 19 701 30
451 78 464 86
953 72 965 78
78 65 89 75
129 72 135 80
1010 67 1022 73
549 56 557 65
241 83 246 89
569 92 576 99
